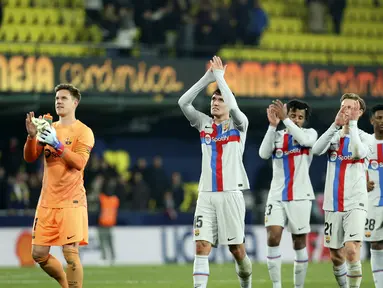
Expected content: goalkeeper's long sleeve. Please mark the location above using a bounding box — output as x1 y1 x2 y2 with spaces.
24 136 43 163
61 142 91 171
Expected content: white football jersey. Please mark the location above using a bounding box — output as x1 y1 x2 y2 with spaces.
197 116 249 192
322 131 371 212
260 127 316 201
367 136 383 207
178 71 250 192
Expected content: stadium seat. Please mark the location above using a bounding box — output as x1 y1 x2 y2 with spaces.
347 0 375 6
268 18 303 34
344 8 383 22
38 44 62 56
332 53 374 65
284 52 328 64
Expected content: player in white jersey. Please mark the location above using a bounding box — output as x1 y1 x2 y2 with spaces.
365 104 383 287
178 56 252 288
259 99 317 288
312 93 372 288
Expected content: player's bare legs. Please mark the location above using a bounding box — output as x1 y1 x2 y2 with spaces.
229 243 252 288
32 245 68 288
330 248 347 288
193 240 212 288
291 234 309 288
63 242 83 288
266 226 283 288
344 241 362 287
371 241 383 287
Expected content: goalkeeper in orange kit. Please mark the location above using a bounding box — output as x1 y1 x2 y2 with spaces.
24 84 94 288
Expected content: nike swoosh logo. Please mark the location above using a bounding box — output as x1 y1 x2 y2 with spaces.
227 237 236 241
349 234 357 237
298 227 305 230
67 235 75 240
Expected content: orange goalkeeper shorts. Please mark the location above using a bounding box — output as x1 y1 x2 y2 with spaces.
32 206 88 246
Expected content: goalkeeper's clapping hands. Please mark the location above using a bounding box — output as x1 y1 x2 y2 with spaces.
37 126 64 154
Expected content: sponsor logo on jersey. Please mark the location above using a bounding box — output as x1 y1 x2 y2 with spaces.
44 148 60 159
204 134 212 144
275 148 304 159
370 160 380 170
275 149 283 158
329 152 358 162
329 151 337 162
204 134 230 144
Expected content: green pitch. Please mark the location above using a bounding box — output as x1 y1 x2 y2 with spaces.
0 262 374 287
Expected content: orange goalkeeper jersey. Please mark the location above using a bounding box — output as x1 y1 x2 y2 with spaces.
24 120 95 208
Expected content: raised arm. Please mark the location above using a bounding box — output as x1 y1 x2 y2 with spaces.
38 126 95 171
348 101 371 159
312 123 339 155
349 120 371 159
178 69 215 129
313 105 349 155
24 136 44 163
259 126 277 159
283 118 318 147
259 106 279 159
211 56 248 131
24 112 43 163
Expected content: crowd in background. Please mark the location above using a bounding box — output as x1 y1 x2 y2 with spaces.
85 0 381 58
0 137 189 216
0 135 327 225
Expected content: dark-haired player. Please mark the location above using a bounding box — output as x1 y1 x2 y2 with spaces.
24 84 94 288
365 104 383 287
259 99 318 288
178 56 252 288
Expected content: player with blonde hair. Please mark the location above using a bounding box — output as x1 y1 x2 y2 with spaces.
312 93 372 288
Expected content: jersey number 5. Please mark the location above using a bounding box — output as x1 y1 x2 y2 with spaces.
194 216 203 228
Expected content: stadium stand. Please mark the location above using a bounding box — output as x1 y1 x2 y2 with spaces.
0 0 104 56
218 0 383 65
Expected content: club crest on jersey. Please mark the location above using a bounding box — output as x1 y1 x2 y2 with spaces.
325 235 331 243
204 134 212 144
275 149 283 159
194 229 200 236
223 122 229 132
329 151 338 162
370 160 379 170
64 137 72 145
365 231 371 238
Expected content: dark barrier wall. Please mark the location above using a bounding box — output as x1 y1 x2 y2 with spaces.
0 55 382 99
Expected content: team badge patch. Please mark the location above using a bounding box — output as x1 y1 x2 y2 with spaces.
223 122 229 132
194 229 200 236
64 137 72 145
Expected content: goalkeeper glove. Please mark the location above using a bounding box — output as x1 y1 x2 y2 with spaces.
37 126 64 155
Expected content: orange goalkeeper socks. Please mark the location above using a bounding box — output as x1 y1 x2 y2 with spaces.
37 254 68 288
63 247 83 288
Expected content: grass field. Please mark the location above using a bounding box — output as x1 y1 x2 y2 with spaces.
0 262 375 287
